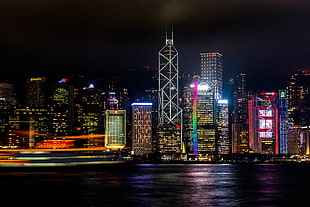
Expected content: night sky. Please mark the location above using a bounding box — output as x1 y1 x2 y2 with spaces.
1 0 310 93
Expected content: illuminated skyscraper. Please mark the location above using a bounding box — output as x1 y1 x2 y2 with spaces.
196 82 217 155
105 110 126 148
216 99 230 154
79 84 104 135
158 32 182 126
0 83 16 146
278 90 289 154
182 80 195 156
248 92 279 154
200 52 223 99
157 31 183 157
286 69 310 154
231 73 250 153
0 83 14 100
193 53 224 158
131 103 152 155
26 77 46 105
9 106 50 148
50 79 75 136
286 69 310 126
248 91 290 154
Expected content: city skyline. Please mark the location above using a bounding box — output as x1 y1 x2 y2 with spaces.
0 0 310 92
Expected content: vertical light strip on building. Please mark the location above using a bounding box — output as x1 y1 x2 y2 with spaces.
278 90 289 154
192 82 199 157
275 106 279 154
248 98 254 151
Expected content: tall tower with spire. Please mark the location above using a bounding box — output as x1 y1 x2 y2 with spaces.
157 29 183 159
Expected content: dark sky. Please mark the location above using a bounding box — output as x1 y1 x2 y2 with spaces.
1 0 310 91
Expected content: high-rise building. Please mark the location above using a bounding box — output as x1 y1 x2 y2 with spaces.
79 84 104 135
285 69 309 155
0 83 14 100
50 79 75 136
26 77 46 105
9 106 50 148
200 52 223 99
0 83 16 146
0 98 16 146
192 52 225 159
131 103 152 155
248 92 279 154
216 99 230 154
196 82 217 155
286 69 310 126
181 80 195 156
157 31 183 158
231 73 250 153
105 110 126 149
278 90 289 154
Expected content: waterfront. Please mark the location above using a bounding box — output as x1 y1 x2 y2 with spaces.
1 163 309 207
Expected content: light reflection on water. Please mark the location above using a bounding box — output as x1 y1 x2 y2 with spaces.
1 163 310 207
128 164 240 206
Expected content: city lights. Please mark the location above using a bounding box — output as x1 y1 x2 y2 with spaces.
0 28 308 165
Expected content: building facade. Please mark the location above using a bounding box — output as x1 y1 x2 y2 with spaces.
248 92 279 154
26 77 47 105
200 52 223 99
131 103 152 155
157 32 183 157
105 110 126 148
231 73 250 153
216 99 230 154
50 79 75 136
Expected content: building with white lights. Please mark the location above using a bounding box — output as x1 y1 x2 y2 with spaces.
157 31 183 158
200 52 223 99
248 92 289 154
216 99 230 154
105 110 126 148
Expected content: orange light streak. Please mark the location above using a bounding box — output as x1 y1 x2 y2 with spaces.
51 134 112 139
0 147 108 152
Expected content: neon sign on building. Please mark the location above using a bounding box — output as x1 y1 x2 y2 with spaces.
248 92 279 154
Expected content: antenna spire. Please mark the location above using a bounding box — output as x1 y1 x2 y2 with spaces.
165 23 174 44
171 24 174 41
165 23 168 42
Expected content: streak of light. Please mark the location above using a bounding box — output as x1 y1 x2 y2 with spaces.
0 147 108 152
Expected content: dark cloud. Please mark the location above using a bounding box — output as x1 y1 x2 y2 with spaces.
0 0 310 91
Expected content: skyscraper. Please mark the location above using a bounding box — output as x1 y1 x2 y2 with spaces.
131 103 152 155
158 32 182 126
157 31 183 158
50 79 75 136
105 110 126 149
193 52 224 159
216 99 230 154
0 83 14 100
0 83 16 146
231 73 250 153
286 69 310 126
79 84 104 135
200 52 223 99
278 90 289 154
26 77 46 105
196 82 216 155
248 92 279 154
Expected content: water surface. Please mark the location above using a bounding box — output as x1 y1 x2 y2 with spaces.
0 163 309 207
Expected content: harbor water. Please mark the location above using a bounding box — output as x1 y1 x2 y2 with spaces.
1 163 309 207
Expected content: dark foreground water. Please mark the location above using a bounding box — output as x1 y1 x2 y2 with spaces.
0 163 309 207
